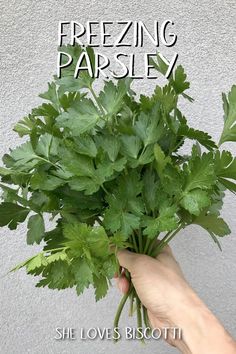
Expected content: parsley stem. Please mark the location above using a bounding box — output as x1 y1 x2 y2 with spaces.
147 237 158 256
171 138 184 153
159 230 172 246
101 184 109 194
43 247 68 254
142 305 151 335
129 288 135 316
95 217 104 226
151 224 184 257
136 296 145 343
37 156 59 169
143 237 152 254
139 145 146 158
137 229 143 253
131 233 139 253
113 285 133 342
89 86 106 116
163 225 183 245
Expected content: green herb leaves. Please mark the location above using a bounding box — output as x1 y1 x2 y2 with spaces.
27 214 45 244
0 202 29 230
219 85 236 145
1 44 236 304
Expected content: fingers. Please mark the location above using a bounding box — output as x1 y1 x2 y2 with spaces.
117 244 174 269
114 267 130 294
116 274 130 293
116 249 138 272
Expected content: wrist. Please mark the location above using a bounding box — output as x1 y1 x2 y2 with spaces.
171 287 236 354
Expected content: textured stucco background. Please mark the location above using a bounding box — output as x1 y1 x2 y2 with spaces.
0 1 236 353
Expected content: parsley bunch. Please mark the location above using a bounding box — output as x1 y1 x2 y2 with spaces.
1 45 236 337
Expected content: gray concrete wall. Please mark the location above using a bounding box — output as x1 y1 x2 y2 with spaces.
0 1 235 353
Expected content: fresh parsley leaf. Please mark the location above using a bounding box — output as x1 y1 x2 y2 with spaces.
0 202 29 230
178 125 217 150
27 214 45 244
93 274 109 301
183 152 216 191
56 98 100 135
170 65 190 94
180 189 210 216
219 85 236 144
134 110 163 147
2 44 236 319
143 203 179 238
194 213 231 237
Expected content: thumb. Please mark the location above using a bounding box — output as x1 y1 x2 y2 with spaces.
117 249 138 272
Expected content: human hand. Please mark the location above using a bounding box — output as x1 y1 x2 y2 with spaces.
116 245 192 350
117 245 189 329
116 245 236 354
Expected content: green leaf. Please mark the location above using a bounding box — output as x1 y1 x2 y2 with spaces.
120 135 142 159
69 177 99 195
103 197 140 236
150 52 169 76
11 252 47 272
0 202 29 230
103 172 143 235
143 203 179 238
101 255 118 278
30 172 66 191
208 186 225 216
219 85 236 144
56 98 100 135
63 223 109 259
119 177 144 215
56 45 95 91
10 142 39 170
13 115 35 137
2 43 236 304
134 111 163 147
194 213 231 237
214 150 236 193
178 125 217 150
154 144 171 176
95 157 127 183
72 258 93 295
35 133 59 158
153 86 177 113
151 56 193 101
70 136 97 157
0 184 29 206
26 253 48 272
170 65 190 94
36 260 74 289
184 152 215 191
143 169 158 212
27 214 45 244
39 82 60 110
0 166 14 176
219 178 236 194
93 274 109 301
109 232 129 248
180 190 211 216
98 80 128 115
121 213 140 235
59 147 95 177
46 251 68 264
96 135 120 162
162 164 183 196
215 150 236 180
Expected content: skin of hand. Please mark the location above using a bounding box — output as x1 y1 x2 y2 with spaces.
116 245 236 354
